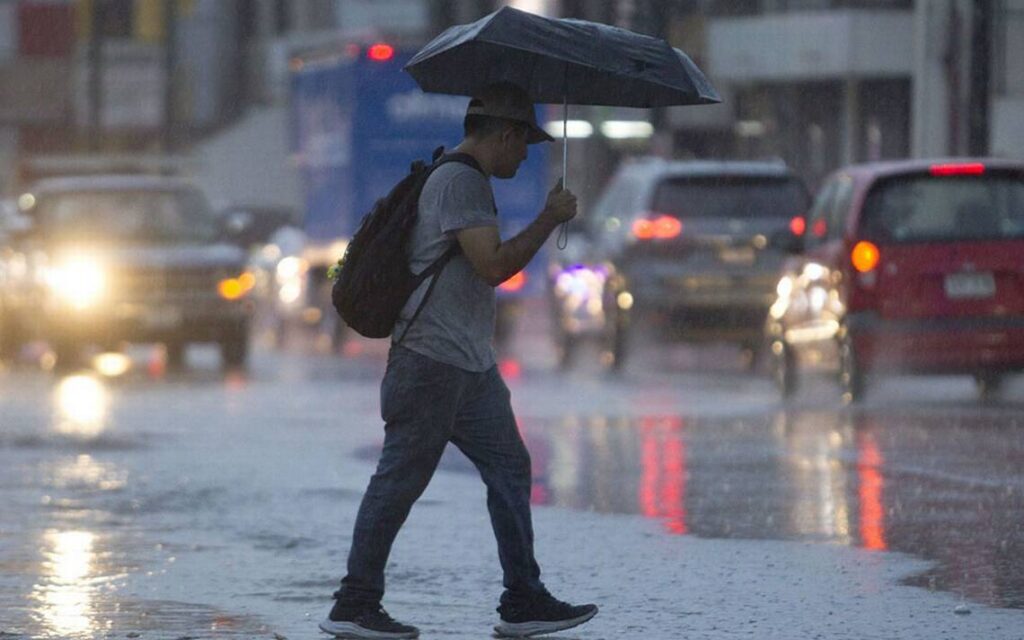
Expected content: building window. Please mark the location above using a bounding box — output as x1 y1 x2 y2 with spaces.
98 0 134 38
996 0 1024 95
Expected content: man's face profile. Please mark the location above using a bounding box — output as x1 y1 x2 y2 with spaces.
494 125 529 179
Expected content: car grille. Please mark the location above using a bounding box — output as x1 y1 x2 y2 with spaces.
109 267 222 302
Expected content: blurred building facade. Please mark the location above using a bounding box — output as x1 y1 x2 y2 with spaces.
0 0 1020 198
699 0 1022 187
545 0 1022 189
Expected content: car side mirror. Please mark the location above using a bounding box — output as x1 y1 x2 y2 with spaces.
220 210 254 244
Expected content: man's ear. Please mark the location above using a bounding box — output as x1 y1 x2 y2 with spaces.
500 124 525 147
499 125 516 147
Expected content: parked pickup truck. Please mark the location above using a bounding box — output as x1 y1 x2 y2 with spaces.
0 175 255 369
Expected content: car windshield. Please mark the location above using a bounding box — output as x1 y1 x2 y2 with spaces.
862 172 1024 243
651 176 808 219
33 188 220 244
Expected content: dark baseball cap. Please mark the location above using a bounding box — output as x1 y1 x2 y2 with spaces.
466 83 554 144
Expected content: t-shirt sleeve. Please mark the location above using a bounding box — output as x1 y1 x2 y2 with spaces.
434 167 498 234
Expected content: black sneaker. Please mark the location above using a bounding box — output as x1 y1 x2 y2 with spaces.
319 602 419 639
495 592 598 638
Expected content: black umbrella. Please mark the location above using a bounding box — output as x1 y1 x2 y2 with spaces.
406 6 719 108
406 6 720 241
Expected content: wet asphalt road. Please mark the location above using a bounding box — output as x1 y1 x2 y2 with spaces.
1 319 1023 637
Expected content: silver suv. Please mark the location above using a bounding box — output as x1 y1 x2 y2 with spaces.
549 157 810 370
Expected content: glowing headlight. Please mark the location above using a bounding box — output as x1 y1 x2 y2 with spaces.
46 258 107 309
276 256 308 282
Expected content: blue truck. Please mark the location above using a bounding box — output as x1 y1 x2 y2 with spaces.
288 41 550 348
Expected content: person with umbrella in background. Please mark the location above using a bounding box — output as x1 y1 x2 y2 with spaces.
322 8 717 638
320 82 595 640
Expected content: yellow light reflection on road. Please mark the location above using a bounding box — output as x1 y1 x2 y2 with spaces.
51 455 127 492
34 530 98 637
54 375 109 438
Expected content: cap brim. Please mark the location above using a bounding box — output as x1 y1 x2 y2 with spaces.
526 124 555 144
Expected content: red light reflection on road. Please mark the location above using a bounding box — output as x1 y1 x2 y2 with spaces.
639 416 687 535
518 417 550 505
857 431 887 551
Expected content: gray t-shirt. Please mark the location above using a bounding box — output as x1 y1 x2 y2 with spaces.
392 161 498 372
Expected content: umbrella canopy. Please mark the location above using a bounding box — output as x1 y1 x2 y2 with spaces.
405 6 720 108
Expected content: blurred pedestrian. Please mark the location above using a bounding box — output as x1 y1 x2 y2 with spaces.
320 83 598 639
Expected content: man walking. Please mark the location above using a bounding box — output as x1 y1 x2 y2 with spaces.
320 83 598 639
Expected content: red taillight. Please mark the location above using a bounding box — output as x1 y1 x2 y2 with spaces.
930 162 985 176
499 271 527 292
367 43 395 62
789 216 806 236
632 214 682 240
851 240 880 273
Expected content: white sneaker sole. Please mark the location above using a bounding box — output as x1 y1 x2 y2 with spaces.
319 618 419 639
493 607 598 638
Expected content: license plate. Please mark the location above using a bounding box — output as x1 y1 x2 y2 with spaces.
944 272 995 299
142 307 183 329
719 247 755 265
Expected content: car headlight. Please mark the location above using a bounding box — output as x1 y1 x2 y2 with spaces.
45 258 107 309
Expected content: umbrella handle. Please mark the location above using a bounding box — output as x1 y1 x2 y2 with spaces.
557 94 569 250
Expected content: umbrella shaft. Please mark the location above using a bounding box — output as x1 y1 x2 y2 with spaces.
562 97 568 189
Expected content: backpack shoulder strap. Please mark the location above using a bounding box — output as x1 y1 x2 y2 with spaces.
394 247 457 346
433 152 485 176
393 150 487 347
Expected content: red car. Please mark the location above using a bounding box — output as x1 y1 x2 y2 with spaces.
766 158 1024 402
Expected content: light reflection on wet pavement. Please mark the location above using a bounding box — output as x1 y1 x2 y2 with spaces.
415 405 1024 610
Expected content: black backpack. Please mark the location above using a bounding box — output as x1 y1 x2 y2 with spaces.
330 147 484 341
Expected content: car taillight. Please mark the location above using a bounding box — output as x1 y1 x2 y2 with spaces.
367 43 395 62
632 214 682 240
930 162 985 176
847 240 882 312
789 216 806 236
851 241 880 273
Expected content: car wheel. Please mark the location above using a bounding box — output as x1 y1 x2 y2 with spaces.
220 324 250 369
0 313 23 363
52 340 82 371
741 342 763 373
330 316 348 352
771 339 798 399
838 334 866 405
165 341 187 369
556 329 578 370
605 308 630 373
973 372 1003 401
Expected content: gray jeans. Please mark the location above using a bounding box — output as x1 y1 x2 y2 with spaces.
334 345 545 607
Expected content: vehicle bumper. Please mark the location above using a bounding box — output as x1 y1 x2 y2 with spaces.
630 271 776 338
41 297 253 344
848 312 1024 373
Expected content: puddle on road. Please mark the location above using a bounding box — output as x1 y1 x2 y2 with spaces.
0 525 270 640
394 410 1024 610
4 597 269 639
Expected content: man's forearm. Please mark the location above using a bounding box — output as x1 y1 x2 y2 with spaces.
493 214 560 283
